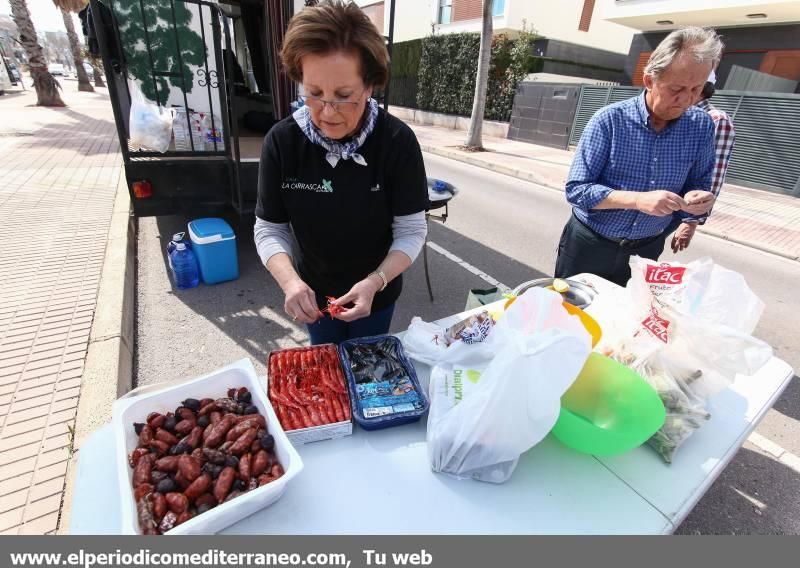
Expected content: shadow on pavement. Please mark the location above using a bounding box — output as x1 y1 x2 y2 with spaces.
676 446 800 534
0 89 29 100
22 107 117 155
772 376 800 423
139 212 546 380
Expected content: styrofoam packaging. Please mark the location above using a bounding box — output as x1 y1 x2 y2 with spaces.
267 346 353 445
112 358 303 535
265 390 353 446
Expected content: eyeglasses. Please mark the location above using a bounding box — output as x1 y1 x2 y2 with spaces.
300 90 365 114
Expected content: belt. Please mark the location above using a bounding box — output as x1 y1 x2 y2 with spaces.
573 214 664 248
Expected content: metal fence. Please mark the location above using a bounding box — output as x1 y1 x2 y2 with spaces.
387 75 418 109
569 85 800 196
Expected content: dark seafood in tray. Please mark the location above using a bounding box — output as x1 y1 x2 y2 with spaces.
127 387 284 535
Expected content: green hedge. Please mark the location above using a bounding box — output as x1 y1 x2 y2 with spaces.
391 39 423 78
415 28 537 122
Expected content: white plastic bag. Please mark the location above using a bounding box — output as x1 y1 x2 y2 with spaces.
402 317 449 367
426 289 591 483
599 257 773 463
128 80 173 153
627 256 771 398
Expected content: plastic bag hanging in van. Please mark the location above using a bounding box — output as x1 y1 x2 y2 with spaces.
128 80 173 153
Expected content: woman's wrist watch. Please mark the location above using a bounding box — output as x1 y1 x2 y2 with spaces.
369 269 388 292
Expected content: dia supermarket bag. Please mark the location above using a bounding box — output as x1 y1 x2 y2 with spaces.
426 289 591 483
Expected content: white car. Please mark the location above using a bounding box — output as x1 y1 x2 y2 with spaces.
83 62 94 80
48 63 65 76
0 61 11 93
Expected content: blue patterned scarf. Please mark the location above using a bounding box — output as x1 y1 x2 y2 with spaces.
293 98 379 168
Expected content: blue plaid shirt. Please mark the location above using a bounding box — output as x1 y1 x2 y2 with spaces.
567 93 715 239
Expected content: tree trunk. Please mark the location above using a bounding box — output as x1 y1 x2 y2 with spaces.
90 57 105 87
9 0 65 106
61 9 93 92
464 0 494 150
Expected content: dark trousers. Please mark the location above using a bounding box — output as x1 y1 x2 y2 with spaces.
306 303 395 345
554 214 668 287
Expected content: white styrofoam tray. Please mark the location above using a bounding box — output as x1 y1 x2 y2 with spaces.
112 358 303 535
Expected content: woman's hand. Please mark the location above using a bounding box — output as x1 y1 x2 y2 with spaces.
332 276 382 322
283 278 321 324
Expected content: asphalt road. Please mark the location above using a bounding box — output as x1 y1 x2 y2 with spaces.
135 152 800 534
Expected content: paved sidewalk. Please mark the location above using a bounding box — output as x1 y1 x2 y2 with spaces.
0 82 121 534
408 122 800 261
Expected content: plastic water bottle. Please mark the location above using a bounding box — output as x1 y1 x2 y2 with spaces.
167 232 191 271
170 243 199 289
167 232 192 255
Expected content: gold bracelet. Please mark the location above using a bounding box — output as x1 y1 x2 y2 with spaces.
370 270 388 292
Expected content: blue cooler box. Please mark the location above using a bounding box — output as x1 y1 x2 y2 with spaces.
187 218 239 285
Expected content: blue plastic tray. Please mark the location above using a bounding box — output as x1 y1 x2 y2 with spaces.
338 335 429 431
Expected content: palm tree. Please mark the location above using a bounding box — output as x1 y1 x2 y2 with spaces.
9 0 65 106
53 0 93 92
464 0 494 150
89 54 105 87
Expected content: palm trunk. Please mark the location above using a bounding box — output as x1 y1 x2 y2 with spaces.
464 0 494 150
61 9 93 92
90 57 105 87
9 0 65 106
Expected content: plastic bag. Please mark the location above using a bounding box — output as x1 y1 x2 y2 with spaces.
598 257 773 463
401 317 449 367
627 257 771 399
426 289 591 483
128 80 173 153
402 311 495 367
605 340 710 463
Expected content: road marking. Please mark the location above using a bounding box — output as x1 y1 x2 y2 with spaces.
428 235 800 475
426 241 511 292
732 487 766 511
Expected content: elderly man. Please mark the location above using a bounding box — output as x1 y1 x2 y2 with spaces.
670 71 736 253
555 27 722 286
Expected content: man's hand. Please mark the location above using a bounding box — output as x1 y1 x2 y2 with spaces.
636 191 687 216
671 222 697 253
682 190 715 216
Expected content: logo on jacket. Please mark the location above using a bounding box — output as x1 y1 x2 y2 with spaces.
281 177 334 193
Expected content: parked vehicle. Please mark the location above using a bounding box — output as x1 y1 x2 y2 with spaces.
0 60 11 94
2 57 20 84
48 63 65 76
90 0 395 218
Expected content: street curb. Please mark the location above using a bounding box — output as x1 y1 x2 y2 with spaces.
421 144 800 263
59 175 135 534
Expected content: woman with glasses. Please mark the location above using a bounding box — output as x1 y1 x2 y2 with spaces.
254 0 429 345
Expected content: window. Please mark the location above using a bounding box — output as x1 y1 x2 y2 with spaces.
578 0 595 32
438 0 452 24
493 0 506 17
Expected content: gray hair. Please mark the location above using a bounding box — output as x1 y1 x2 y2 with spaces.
643 27 723 79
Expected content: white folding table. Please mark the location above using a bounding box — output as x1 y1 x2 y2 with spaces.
69 279 794 534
